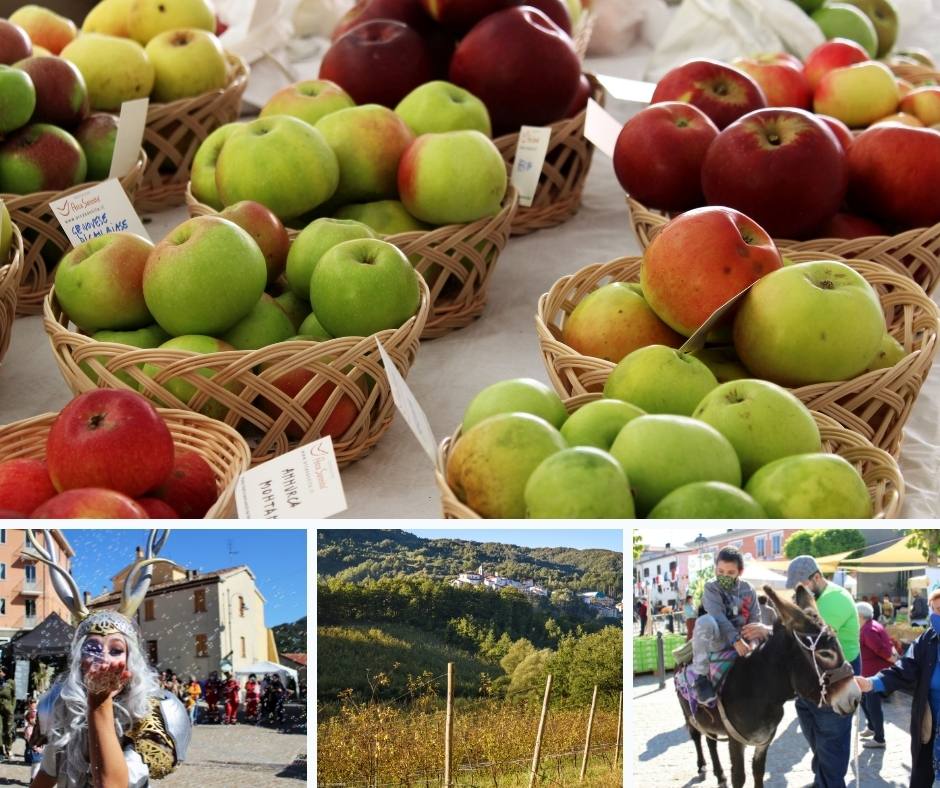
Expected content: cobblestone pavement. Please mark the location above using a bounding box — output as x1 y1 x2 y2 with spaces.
0 704 307 787
861 689 914 787
633 674 877 788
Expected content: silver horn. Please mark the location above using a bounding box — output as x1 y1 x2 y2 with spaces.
23 529 88 620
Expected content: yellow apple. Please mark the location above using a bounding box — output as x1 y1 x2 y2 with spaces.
145 28 227 102
9 5 77 54
128 0 216 44
61 34 155 111
82 0 135 37
813 61 899 128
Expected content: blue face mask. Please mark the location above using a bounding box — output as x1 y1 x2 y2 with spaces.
930 613 940 634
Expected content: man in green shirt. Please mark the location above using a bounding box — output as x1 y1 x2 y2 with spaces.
786 555 861 788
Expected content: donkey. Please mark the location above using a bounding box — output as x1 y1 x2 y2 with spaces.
676 584 862 788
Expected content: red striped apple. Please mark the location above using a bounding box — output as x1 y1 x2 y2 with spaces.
0 123 87 194
0 458 56 514
651 59 767 129
731 55 811 109
32 488 149 518
14 56 89 127
803 38 870 91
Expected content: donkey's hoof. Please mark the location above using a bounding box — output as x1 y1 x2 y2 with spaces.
698 767 707 776
717 778 728 788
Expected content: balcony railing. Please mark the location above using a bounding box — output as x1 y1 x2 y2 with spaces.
22 615 38 628
18 579 41 596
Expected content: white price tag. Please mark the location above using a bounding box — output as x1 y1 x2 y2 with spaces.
109 98 149 179
583 99 622 158
511 126 552 208
376 338 437 463
235 436 347 519
596 74 656 104
50 179 150 248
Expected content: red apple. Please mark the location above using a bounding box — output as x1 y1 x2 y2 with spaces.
0 458 56 515
450 7 581 135
614 102 718 212
136 497 179 518
817 211 885 238
319 20 434 108
640 206 783 336
847 124 940 230
803 38 870 91
731 55 811 109
524 0 571 34
45 390 175 497
14 56 89 127
765 52 804 71
219 201 290 286
900 86 940 127
0 21 32 65
421 0 517 33
564 73 592 117
817 114 854 152
701 108 846 239
151 450 219 519
32 488 149 519
651 59 767 130
260 367 359 441
0 123 87 194
332 0 435 39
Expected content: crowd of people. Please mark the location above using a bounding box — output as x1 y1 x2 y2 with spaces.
156 669 294 725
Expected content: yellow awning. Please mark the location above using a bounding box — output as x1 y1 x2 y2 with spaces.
759 549 858 573
838 538 929 567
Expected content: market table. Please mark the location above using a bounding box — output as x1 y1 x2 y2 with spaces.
1 47 936 518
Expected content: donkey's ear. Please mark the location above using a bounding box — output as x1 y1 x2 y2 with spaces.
793 584 819 613
764 585 813 631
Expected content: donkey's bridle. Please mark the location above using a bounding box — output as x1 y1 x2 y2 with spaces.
792 628 855 708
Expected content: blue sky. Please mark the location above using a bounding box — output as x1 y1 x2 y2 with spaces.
407 529 623 553
61 530 307 626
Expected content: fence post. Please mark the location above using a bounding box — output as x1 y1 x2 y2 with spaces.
656 631 666 689
528 673 553 788
444 662 454 788
579 685 599 782
613 690 623 769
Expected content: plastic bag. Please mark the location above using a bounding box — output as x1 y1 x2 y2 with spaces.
217 0 299 63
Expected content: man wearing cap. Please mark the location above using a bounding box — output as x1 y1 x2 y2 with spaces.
786 555 861 788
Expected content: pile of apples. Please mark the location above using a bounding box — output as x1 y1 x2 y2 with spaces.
445 375 873 519
54 203 422 437
562 206 903 387
615 42 940 239
0 389 220 518
320 0 591 136
191 77 510 239
790 0 897 59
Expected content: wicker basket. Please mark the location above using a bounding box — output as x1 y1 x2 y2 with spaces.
493 75 604 236
185 185 518 339
4 151 147 317
135 53 249 213
0 407 251 518
43 277 430 466
626 195 940 295
0 225 23 365
435 394 904 518
535 253 939 457
572 11 595 60
888 61 940 86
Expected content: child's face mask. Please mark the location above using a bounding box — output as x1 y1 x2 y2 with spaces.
717 575 738 592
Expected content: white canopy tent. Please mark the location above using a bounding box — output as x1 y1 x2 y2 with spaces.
741 561 789 589
234 660 299 689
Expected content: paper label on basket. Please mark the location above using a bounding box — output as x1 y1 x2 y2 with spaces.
679 283 756 354
235 436 348 519
511 126 552 208
376 337 437 463
50 179 150 248
596 74 656 104
583 99 621 158
109 98 148 179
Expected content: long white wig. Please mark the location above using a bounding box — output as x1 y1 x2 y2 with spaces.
47 633 161 786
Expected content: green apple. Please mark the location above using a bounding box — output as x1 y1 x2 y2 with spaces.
222 294 295 350
0 124 87 194
840 0 897 57
398 130 508 225
732 261 885 386
297 311 333 340
603 345 718 416
692 346 749 383
61 34 154 111
648 481 767 518
745 453 872 518
273 291 310 332
260 79 354 126
0 199 12 263
609 414 741 515
285 217 375 300
315 104 415 205
190 122 239 210
524 447 635 518
692 379 823 479
395 81 492 136
310 238 420 337
54 232 153 332
812 4 878 57
215 116 340 220
865 333 906 371
333 200 431 235
128 0 215 44
143 216 267 336
462 378 568 433
446 412 567 518
74 113 118 181
145 28 227 103
0 65 36 134
560 398 645 450
142 334 239 420
81 324 170 389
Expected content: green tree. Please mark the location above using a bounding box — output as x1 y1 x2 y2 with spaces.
784 529 865 560
907 529 940 566
500 639 535 676
633 531 644 560
508 649 552 696
784 531 814 559
548 627 623 703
